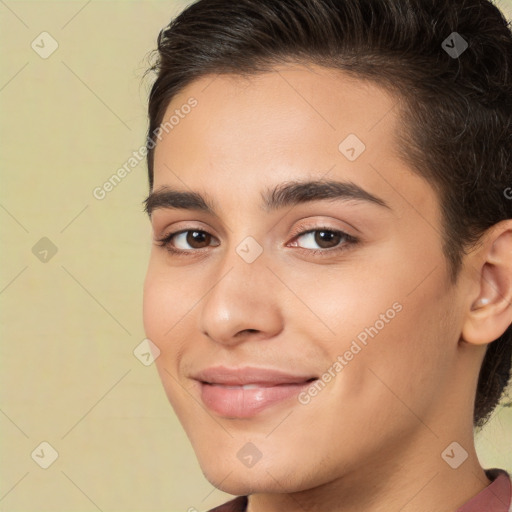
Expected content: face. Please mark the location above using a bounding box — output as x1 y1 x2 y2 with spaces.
143 64 469 495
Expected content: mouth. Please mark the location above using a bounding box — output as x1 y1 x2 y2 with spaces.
205 381 316 389
193 366 318 418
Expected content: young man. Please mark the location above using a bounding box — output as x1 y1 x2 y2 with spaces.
142 0 512 510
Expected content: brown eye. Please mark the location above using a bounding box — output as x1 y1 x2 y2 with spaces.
156 228 220 254
185 231 212 249
313 230 343 249
293 228 348 251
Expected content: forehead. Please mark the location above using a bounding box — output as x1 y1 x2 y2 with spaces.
152 63 434 219
155 63 400 168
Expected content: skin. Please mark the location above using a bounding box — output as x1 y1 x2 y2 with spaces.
143 63 512 512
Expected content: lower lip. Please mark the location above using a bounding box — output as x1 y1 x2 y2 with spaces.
199 381 315 418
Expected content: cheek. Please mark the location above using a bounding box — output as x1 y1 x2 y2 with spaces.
336 272 455 421
278 258 399 346
142 258 199 389
143 270 186 412
142 272 168 346
298 244 454 409
142 256 195 345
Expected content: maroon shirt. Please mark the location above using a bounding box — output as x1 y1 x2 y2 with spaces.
207 468 511 512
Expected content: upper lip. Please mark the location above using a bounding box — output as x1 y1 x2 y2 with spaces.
192 366 318 386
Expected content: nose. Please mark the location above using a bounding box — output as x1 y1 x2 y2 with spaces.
198 245 284 347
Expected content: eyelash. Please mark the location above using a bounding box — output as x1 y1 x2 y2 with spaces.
155 225 359 258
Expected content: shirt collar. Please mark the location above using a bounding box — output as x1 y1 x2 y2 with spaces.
457 468 512 512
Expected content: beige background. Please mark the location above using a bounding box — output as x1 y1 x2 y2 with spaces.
1 1 511 511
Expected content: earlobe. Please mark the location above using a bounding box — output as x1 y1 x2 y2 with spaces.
462 221 512 346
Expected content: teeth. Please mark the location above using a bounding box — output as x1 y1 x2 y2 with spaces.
220 384 264 389
212 382 311 389
225 384 303 389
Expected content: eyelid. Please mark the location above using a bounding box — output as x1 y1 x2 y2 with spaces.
287 220 357 243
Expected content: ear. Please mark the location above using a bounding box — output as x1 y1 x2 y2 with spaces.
461 219 512 346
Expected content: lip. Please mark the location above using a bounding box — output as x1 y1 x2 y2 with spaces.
192 366 317 418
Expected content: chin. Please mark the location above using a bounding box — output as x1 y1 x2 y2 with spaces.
197 451 314 496
201 467 284 495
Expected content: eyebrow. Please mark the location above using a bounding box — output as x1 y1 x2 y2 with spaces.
143 179 391 217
